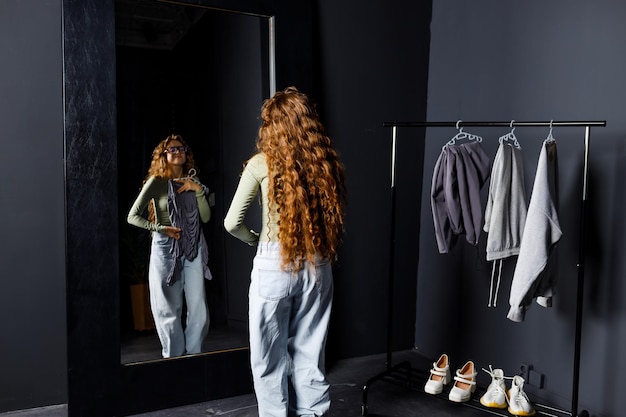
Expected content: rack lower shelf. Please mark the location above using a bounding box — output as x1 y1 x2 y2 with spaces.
361 360 583 417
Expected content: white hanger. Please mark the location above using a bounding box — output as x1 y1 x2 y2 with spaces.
443 120 483 149
498 120 522 149
173 168 197 181
546 119 556 142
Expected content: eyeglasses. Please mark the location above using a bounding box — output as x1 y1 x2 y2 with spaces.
165 146 188 154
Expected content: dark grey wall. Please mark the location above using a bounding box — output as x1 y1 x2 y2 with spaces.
0 0 67 412
314 0 432 360
417 1 626 416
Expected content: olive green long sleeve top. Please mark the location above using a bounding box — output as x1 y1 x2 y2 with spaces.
224 153 279 245
127 176 211 232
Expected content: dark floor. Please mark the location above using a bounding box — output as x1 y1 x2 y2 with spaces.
2 350 569 417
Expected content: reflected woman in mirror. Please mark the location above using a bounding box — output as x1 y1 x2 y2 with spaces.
225 87 346 417
127 134 212 358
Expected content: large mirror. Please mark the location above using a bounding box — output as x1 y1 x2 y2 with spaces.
115 0 275 364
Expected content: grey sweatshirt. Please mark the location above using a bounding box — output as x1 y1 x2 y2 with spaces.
483 143 527 261
508 138 561 322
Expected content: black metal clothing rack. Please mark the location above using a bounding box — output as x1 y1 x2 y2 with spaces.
361 120 607 417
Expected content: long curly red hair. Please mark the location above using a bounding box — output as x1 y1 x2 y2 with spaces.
257 87 346 270
144 134 197 223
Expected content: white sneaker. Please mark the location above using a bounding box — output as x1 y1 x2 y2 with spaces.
448 360 477 403
508 375 536 416
424 353 451 395
479 366 509 409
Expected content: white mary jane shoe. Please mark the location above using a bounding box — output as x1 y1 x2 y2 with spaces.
424 353 451 395
448 360 477 403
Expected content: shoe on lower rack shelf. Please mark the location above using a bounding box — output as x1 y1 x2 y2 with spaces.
448 360 477 403
479 366 509 409
424 353 451 395
508 375 536 416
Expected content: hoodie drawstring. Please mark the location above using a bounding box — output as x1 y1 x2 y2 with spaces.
488 259 503 307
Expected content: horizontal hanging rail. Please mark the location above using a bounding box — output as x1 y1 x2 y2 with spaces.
383 120 606 128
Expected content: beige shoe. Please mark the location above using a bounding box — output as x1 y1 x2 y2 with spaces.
424 353 451 395
448 360 477 403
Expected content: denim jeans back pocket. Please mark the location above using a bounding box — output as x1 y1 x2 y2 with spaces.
256 267 292 301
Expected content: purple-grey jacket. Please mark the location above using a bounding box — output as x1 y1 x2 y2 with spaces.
431 141 490 254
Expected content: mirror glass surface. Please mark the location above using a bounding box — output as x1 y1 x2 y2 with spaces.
116 0 273 364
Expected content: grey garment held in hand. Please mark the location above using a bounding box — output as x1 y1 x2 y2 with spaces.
166 180 212 285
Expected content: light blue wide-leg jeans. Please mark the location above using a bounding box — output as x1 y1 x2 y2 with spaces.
249 242 333 417
149 232 209 358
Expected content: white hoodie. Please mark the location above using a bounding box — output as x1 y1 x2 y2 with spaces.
508 137 561 322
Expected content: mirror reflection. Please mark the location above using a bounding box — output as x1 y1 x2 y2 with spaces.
126 134 213 359
116 0 273 363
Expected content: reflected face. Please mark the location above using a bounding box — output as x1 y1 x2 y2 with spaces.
165 140 187 167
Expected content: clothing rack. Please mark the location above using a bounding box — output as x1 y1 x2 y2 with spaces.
361 120 607 417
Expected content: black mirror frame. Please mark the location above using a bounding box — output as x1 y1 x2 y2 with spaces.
61 0 302 415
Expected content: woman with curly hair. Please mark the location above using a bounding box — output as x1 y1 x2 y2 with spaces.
225 87 346 417
128 134 212 358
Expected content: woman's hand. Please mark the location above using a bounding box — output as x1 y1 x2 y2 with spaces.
164 226 182 240
175 177 202 193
